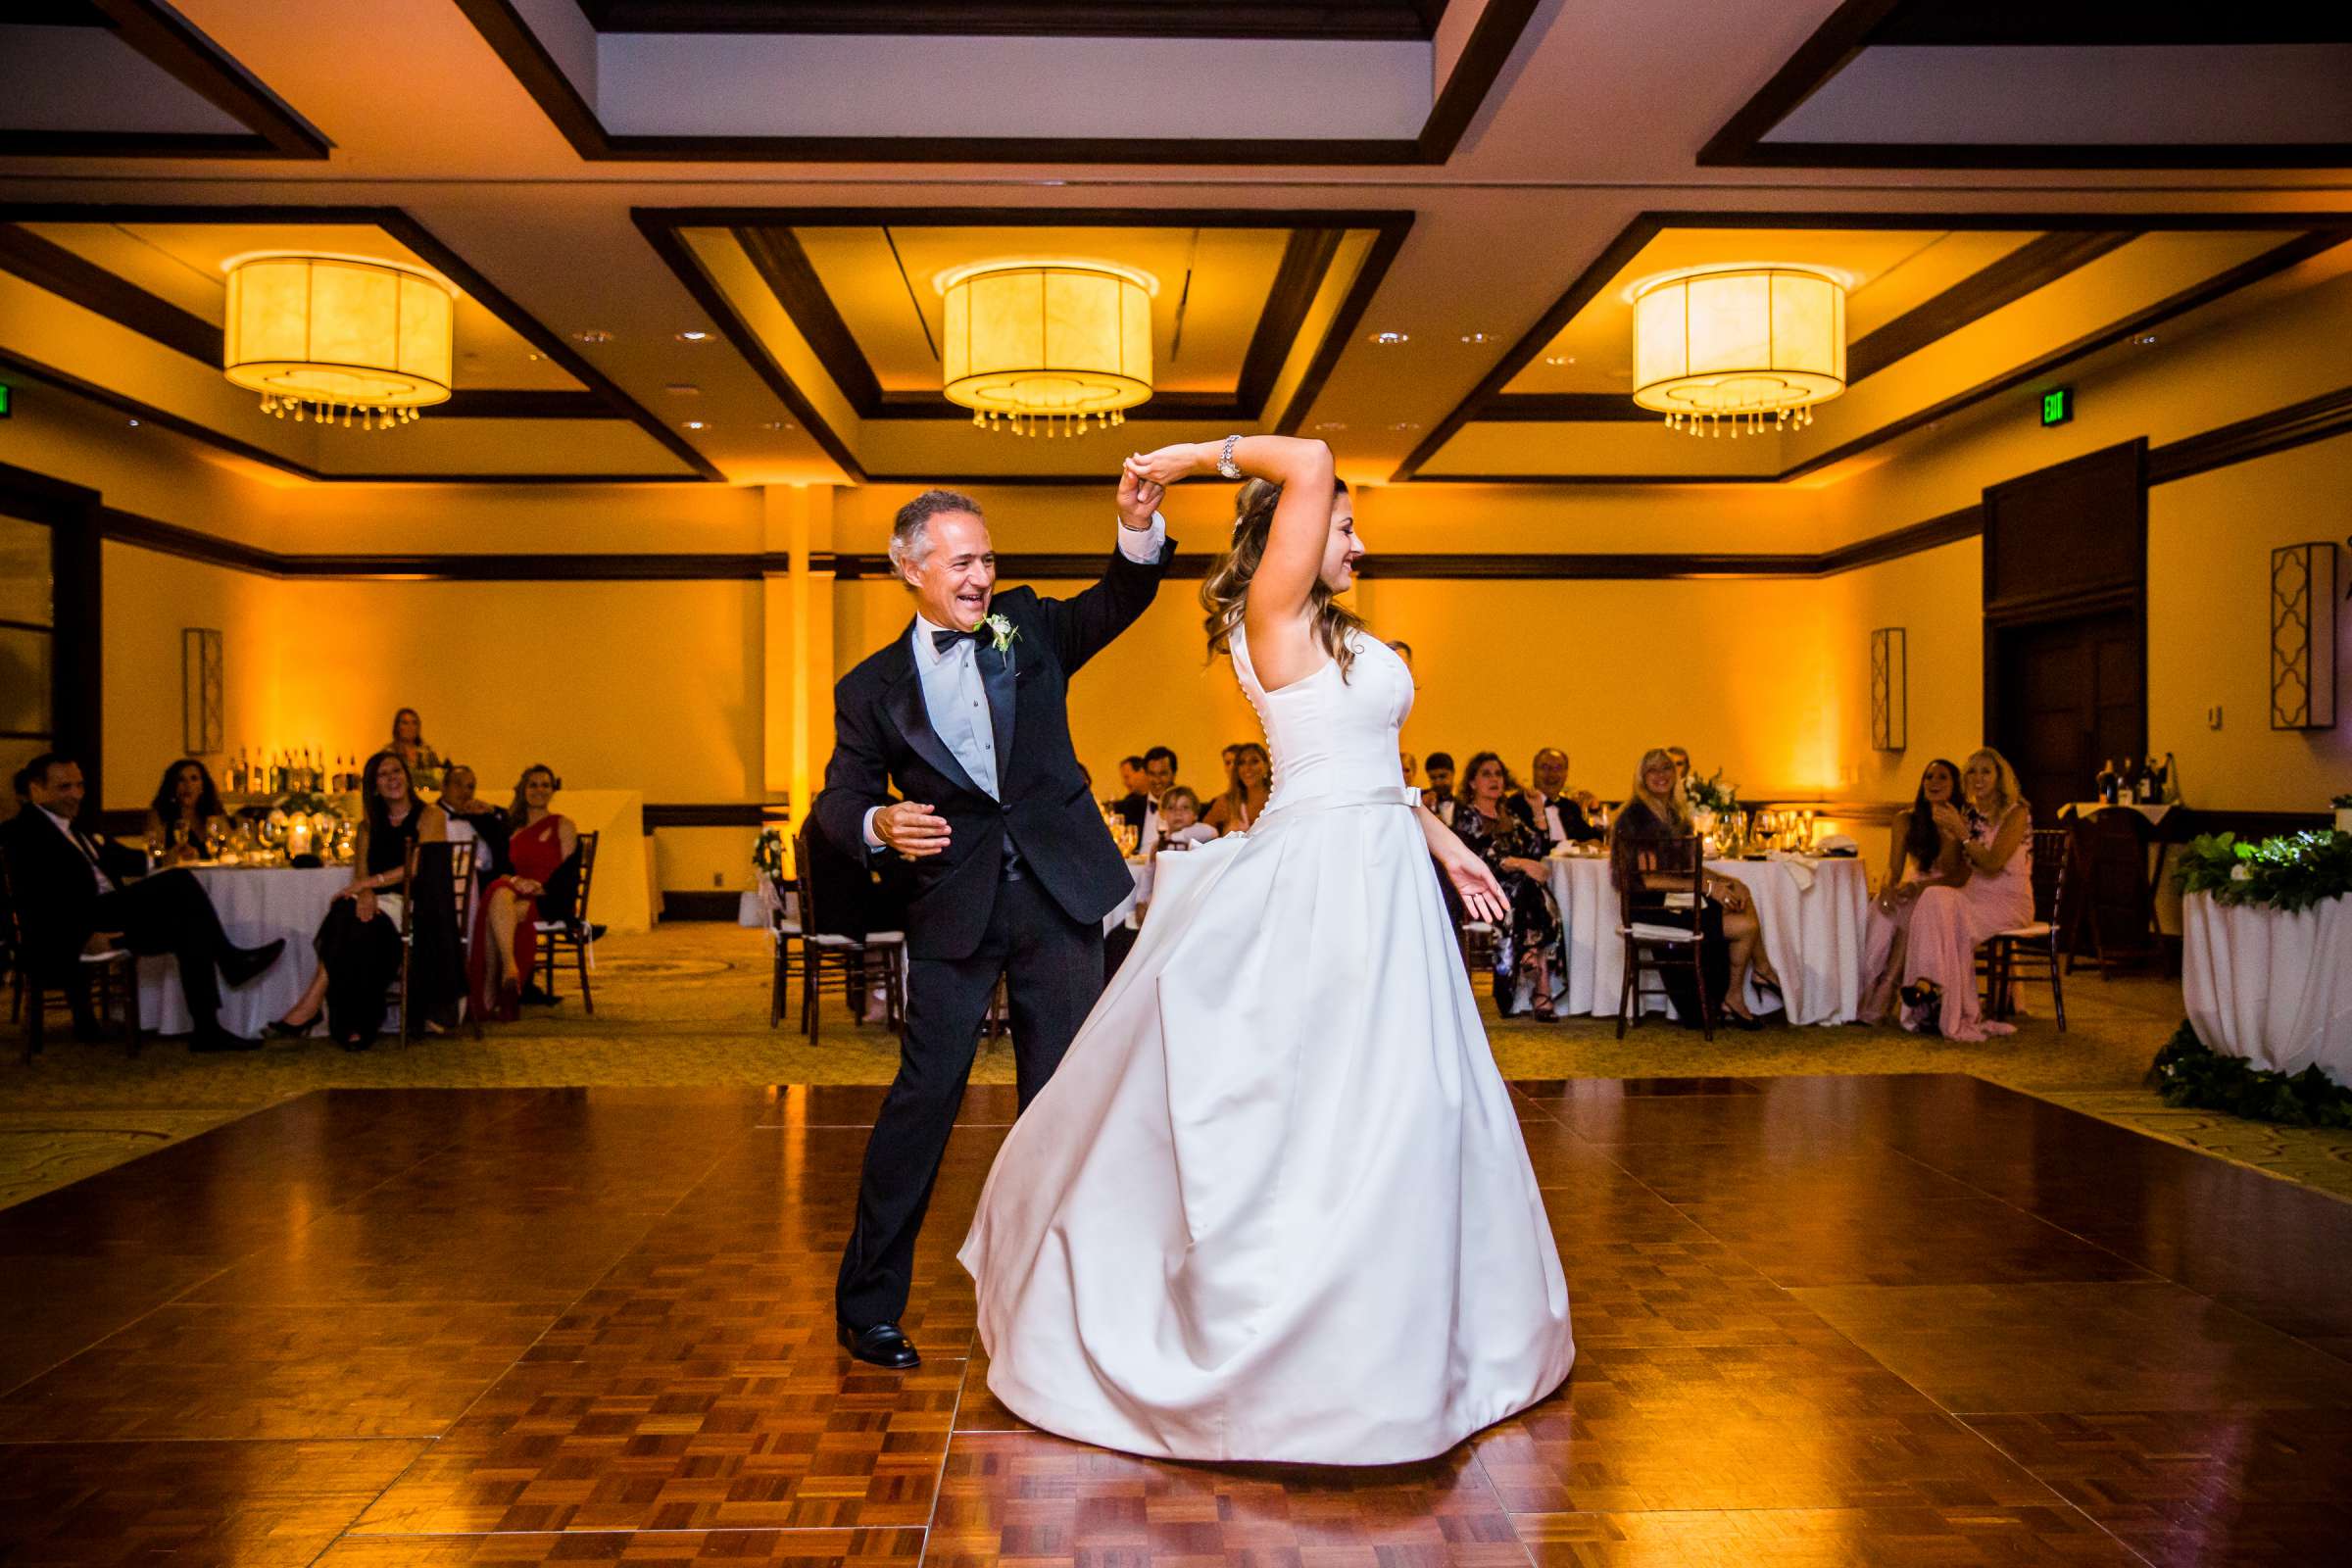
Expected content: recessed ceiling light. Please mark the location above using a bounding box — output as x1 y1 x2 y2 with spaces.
683 420 708 430
676 329 711 342
1314 420 1348 431
2135 333 2159 346
758 419 795 431
525 352 542 362
1390 421 1420 431
1544 355 1575 366
126 417 140 428
1368 331 1408 345
664 383 702 397
571 329 612 343
1459 332 1494 344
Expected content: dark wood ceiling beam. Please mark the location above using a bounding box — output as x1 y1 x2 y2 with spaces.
1236 228 1343 418
1867 4 2352 47
578 2 1442 39
87 0 330 159
1845 229 2138 383
736 226 882 416
0 222 221 363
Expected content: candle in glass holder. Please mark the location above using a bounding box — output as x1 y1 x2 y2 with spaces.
285 817 314 858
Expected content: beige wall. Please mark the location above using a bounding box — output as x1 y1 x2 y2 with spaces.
2149 434 2352 811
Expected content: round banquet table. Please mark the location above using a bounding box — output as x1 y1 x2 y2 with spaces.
135 864 350 1036
1543 852 1871 1025
2181 889 2352 1078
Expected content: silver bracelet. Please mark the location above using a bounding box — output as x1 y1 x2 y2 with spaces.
1216 434 1242 480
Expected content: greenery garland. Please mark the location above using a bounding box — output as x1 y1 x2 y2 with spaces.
2175 829 2352 912
2148 1020 2352 1129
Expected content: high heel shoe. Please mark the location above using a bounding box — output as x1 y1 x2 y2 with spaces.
264 1016 316 1040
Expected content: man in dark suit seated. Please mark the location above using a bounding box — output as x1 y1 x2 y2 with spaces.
1 753 283 1051
1506 747 1604 852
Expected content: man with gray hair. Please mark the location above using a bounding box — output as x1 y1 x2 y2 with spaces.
815 471 1174 1369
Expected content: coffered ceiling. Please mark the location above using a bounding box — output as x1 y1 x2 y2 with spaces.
0 0 2343 493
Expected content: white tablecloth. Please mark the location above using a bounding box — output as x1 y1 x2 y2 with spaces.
136 865 348 1036
1543 854 1870 1025
2182 890 2352 1077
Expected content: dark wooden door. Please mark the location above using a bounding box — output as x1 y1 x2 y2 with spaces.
1994 610 2142 813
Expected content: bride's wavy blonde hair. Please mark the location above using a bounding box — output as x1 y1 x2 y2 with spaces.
1200 475 1365 679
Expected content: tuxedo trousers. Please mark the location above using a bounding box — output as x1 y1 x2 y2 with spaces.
837 869 1103 1331
90 869 233 1024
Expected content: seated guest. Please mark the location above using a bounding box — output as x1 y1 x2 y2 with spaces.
1423 752 1458 824
1153 785 1217 853
436 762 511 880
1859 759 1968 1022
1399 750 1418 792
2 753 282 1052
1107 756 1147 817
1897 748 2034 1041
1666 745 1693 804
1451 752 1565 1020
474 763 577 1021
1202 742 1271 835
1508 748 1603 849
1609 748 1776 1030
389 707 443 791
144 758 229 865
271 749 447 1049
1131 745 1179 853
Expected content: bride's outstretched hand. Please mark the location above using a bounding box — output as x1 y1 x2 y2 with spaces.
1442 846 1511 925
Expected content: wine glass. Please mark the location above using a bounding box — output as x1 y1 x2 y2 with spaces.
204 817 228 860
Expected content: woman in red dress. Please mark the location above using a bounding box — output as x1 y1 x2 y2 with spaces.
472 763 576 1021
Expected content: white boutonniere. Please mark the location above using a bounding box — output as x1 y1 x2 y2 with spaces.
984 613 1020 657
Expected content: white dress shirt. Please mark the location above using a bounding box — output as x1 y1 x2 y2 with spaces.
864 513 1165 850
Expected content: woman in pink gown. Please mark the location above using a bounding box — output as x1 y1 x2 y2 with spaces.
1859 759 1968 1022
1899 748 2034 1041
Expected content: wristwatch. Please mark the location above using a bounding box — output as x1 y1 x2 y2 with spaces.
1216 434 1242 480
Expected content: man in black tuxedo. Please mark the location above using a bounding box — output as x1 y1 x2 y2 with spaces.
1 754 283 1051
816 480 1174 1367
1507 747 1604 850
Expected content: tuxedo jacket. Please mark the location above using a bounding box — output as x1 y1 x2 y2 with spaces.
815 540 1174 960
0 808 147 976
1505 789 1603 849
1109 792 1149 834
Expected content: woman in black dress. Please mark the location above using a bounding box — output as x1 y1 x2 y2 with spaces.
270 749 447 1050
1451 751 1565 1019
1608 747 1774 1030
144 758 228 866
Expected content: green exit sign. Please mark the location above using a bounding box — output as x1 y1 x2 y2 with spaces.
2040 386 2073 427
0 382 12 417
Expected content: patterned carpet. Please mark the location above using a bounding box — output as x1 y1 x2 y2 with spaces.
4 922 2347 1209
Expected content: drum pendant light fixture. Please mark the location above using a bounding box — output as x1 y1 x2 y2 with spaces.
221 252 456 430
1632 266 1846 438
937 260 1155 437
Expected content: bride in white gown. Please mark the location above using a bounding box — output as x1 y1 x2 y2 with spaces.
959 435 1573 1465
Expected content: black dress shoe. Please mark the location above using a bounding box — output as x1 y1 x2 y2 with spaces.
221 938 287 988
838 1321 920 1369
520 982 560 1006
264 1017 316 1040
189 1027 262 1053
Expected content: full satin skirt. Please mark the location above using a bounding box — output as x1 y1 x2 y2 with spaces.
959 800 1575 1464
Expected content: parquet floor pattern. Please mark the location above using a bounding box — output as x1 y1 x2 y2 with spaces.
1 1075 2346 1566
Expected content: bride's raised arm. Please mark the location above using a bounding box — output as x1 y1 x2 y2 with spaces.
1123 435 1336 671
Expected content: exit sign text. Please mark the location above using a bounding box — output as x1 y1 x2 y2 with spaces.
2040 387 2073 427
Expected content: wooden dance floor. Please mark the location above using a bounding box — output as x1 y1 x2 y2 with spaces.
2 1075 2348 1567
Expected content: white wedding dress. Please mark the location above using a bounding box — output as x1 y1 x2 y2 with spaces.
959 629 1573 1464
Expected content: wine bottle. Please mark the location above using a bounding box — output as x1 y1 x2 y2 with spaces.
2096 759 2116 806
2162 751 2180 804
2134 757 2155 805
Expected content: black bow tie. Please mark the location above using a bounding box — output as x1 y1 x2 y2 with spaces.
932 625 983 653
